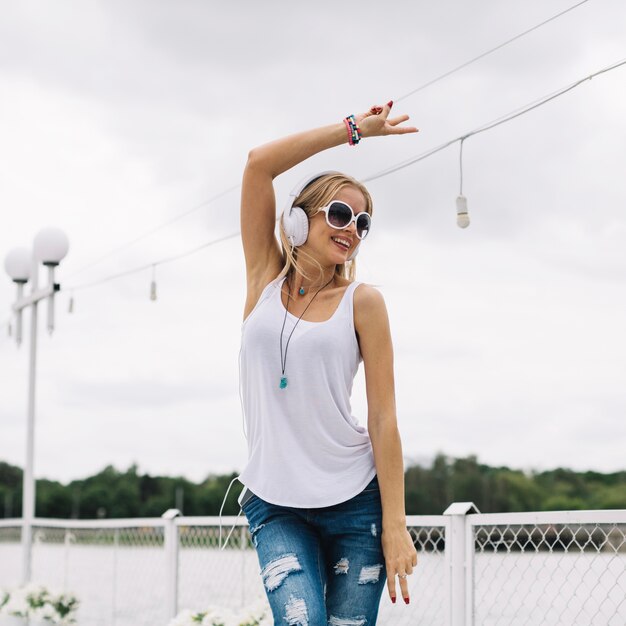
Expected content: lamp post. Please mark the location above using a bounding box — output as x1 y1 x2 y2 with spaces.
3 227 69 585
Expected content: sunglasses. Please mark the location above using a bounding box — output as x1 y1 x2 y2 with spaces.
315 201 372 240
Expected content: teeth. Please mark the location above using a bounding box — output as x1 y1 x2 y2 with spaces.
332 237 350 249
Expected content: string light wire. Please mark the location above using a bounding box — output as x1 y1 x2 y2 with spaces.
7 59 626 316
24 53 623 299
62 184 240 281
395 0 592 103
64 230 242 293
56 1 592 285
363 55 626 183
459 138 465 196
1 54 624 312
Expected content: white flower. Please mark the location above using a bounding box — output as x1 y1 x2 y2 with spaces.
30 603 58 621
0 584 79 623
167 608 200 626
171 598 272 626
238 596 271 625
201 606 237 626
2 587 31 617
50 590 80 618
25 582 50 606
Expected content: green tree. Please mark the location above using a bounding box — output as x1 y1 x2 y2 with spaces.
37 480 72 518
1 456 624 518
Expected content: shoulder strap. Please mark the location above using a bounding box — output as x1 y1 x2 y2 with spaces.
345 280 361 319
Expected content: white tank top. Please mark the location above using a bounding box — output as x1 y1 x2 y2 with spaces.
237 275 377 507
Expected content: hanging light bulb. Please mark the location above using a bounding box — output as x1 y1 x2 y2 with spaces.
150 264 157 301
456 138 470 228
456 195 470 228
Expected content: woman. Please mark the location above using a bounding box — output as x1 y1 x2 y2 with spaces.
237 101 418 625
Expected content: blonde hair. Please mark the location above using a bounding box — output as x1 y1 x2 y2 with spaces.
277 172 373 284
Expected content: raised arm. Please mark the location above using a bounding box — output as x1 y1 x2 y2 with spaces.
240 102 418 320
240 124 347 304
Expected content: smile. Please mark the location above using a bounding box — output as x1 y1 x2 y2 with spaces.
331 236 351 250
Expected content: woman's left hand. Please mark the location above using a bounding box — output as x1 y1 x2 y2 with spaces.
381 526 419 603
355 101 419 138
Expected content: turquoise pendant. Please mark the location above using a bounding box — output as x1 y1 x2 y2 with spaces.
299 287 305 295
280 376 288 389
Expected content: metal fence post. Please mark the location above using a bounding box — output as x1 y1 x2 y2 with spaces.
443 502 480 626
63 528 72 590
112 528 119 626
240 524 247 609
162 508 182 622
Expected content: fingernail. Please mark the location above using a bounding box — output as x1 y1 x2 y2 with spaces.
387 100 393 108
404 597 410 604
391 596 396 604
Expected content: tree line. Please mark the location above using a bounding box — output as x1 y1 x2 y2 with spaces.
0 453 624 519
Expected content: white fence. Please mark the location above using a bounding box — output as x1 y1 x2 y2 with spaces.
0 504 625 626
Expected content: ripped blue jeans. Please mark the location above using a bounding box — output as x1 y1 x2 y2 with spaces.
242 475 386 625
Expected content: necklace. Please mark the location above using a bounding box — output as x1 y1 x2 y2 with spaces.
279 273 335 389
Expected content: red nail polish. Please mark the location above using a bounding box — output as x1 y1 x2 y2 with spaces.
404 597 410 604
387 100 393 108
391 596 396 603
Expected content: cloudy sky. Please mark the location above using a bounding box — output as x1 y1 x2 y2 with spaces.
1 0 625 488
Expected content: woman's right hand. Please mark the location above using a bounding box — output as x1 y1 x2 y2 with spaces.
356 101 419 138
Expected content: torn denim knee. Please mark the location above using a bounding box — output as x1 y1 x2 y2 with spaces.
284 594 309 625
328 616 367 626
357 563 383 585
261 553 303 592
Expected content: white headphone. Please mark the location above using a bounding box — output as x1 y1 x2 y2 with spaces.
281 171 361 262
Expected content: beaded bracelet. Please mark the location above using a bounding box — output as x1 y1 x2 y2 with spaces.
347 115 361 145
343 114 362 146
343 117 354 145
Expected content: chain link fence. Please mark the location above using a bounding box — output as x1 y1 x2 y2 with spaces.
174 515 448 626
470 511 626 626
1 507 625 625
177 517 262 613
378 518 447 625
0 519 167 626
0 524 21 590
